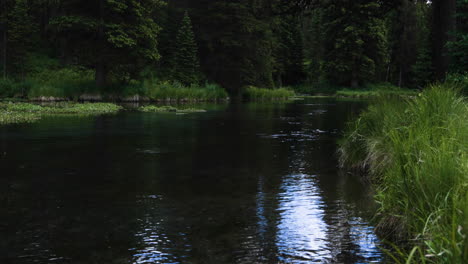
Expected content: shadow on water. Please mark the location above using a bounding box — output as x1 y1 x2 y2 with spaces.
0 98 384 264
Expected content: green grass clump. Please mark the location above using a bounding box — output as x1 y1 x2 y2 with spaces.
143 80 229 101
26 67 96 99
0 102 122 125
243 86 295 101
43 103 122 114
339 83 468 263
0 111 40 124
139 105 206 113
139 105 178 112
335 83 418 98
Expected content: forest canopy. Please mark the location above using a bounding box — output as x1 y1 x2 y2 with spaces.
0 0 466 96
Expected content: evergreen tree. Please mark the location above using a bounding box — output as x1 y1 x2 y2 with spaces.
172 11 200 85
303 8 326 85
322 0 388 87
6 0 38 78
273 15 304 86
49 0 164 87
412 1 434 88
447 0 468 73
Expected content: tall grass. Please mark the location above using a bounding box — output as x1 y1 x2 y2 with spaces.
143 80 229 101
243 86 295 100
335 83 419 98
339 83 468 263
26 67 96 99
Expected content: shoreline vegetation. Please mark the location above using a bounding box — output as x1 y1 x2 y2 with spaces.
338 83 468 263
0 102 122 125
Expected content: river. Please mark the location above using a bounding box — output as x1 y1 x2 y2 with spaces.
0 98 384 263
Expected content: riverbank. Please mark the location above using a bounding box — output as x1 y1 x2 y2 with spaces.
0 76 230 102
338 84 468 263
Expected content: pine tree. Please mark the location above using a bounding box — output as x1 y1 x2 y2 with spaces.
172 11 200 85
49 0 164 87
412 1 434 88
322 1 388 87
447 0 468 73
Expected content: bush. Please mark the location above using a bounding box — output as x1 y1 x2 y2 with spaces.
27 67 96 99
339 83 468 263
143 80 228 101
0 78 32 98
243 86 295 100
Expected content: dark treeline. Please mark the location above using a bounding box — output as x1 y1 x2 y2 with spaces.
0 0 467 96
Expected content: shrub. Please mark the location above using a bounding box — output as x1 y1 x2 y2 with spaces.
243 86 295 100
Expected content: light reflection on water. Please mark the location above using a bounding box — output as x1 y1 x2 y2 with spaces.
275 174 329 262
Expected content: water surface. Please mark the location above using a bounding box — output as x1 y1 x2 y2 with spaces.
0 99 383 263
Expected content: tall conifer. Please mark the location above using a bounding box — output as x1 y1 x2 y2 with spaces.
172 11 200 85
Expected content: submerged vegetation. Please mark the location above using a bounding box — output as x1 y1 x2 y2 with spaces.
339 84 468 263
0 102 122 125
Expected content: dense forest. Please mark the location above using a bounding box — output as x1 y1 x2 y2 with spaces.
0 0 467 97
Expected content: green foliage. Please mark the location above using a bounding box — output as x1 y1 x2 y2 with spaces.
0 110 39 124
6 0 38 77
335 83 418 98
26 67 95 99
322 1 389 87
243 86 295 101
0 78 31 97
139 105 206 113
0 102 122 125
448 0 468 73
339 84 468 263
143 79 228 101
49 0 165 86
171 11 200 85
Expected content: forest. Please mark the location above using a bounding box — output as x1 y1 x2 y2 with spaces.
0 0 467 99
1 1 468 264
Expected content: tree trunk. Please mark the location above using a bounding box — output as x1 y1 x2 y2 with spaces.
432 0 457 79
1 0 6 79
351 67 359 88
95 59 108 88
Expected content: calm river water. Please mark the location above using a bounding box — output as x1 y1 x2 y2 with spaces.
0 98 384 264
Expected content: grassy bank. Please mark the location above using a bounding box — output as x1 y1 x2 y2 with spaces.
243 86 295 101
294 82 419 98
0 67 229 102
338 84 468 263
0 103 122 125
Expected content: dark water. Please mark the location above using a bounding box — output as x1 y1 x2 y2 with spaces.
0 99 384 264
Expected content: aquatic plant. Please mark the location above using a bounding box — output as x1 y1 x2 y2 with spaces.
139 105 206 113
0 102 122 125
339 83 468 263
